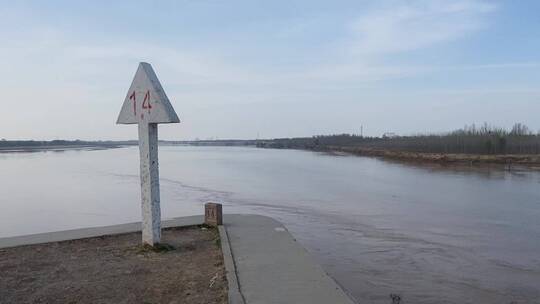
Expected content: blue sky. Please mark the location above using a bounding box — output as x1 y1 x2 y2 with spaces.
1 0 539 140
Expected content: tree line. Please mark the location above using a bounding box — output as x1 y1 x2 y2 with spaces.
257 123 540 155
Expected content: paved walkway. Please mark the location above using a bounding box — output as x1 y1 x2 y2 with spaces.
224 214 356 304
0 215 204 249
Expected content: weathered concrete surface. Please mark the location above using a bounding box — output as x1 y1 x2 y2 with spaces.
205 202 223 226
224 214 356 304
117 62 180 245
116 62 180 125
138 122 162 245
0 215 203 249
219 225 246 304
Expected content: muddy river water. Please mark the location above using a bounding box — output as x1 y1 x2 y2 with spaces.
1 146 539 303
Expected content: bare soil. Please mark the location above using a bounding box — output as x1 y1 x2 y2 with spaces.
0 226 227 304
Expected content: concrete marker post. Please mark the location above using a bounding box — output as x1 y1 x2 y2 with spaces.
116 62 180 246
138 122 161 244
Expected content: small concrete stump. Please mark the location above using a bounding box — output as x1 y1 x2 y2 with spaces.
205 203 223 226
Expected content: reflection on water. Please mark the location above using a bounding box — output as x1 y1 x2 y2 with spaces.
0 146 539 304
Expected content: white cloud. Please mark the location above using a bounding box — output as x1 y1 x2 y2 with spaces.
0 0 500 92
349 0 496 55
291 0 500 87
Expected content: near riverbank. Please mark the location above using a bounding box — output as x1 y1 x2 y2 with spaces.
0 213 357 304
0 226 227 304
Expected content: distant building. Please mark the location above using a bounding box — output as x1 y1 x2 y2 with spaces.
382 132 398 139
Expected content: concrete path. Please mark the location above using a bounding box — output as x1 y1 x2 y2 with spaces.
0 215 203 249
223 214 356 304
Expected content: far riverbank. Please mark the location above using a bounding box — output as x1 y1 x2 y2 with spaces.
306 146 540 168
274 146 540 170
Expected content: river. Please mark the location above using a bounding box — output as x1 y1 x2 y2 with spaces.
1 146 539 303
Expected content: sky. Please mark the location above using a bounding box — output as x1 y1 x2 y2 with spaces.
1 0 539 140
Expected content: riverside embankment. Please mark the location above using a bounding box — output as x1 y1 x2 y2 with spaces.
0 214 356 304
316 146 540 167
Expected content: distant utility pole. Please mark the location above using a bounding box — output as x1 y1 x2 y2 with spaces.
361 125 363 137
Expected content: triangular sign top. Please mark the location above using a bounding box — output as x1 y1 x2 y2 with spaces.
117 62 180 124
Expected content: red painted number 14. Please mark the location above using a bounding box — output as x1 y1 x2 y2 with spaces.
129 90 152 115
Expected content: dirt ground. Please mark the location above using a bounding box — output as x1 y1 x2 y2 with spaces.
0 226 227 304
